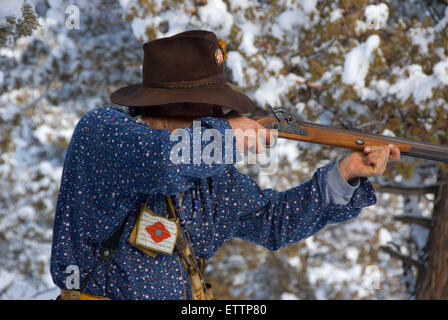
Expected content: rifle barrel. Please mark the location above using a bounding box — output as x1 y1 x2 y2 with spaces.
257 117 448 163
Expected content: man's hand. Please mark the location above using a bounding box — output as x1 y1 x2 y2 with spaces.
226 115 401 181
226 115 273 154
338 144 401 182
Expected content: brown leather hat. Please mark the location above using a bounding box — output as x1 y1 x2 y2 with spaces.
110 30 256 113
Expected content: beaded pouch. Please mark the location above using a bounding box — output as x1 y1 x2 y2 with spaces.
129 201 178 257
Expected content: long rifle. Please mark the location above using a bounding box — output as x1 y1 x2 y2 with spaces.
256 108 448 163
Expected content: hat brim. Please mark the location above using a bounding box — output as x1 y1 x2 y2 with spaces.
110 82 256 114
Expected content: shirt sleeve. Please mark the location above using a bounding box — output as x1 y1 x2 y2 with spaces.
232 161 376 251
325 159 361 205
83 107 238 195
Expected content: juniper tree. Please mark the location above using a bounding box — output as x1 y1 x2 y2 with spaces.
0 2 39 48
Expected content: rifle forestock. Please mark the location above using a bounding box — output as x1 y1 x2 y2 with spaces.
256 117 448 163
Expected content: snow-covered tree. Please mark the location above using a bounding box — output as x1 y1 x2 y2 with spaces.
1 0 447 299
0 1 39 48
0 0 141 298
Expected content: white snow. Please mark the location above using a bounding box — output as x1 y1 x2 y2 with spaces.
130 17 149 40
118 0 132 10
409 27 435 55
300 0 317 14
239 23 259 56
277 9 307 31
305 236 318 251
198 0 234 36
34 125 53 144
228 0 251 11
346 247 359 262
330 8 343 22
374 79 390 96
0 0 24 24
253 73 301 107
309 263 363 285
281 292 300 300
227 51 247 86
17 205 36 220
46 0 67 25
434 59 448 85
378 228 392 245
266 56 284 74
389 64 439 103
381 129 396 137
288 256 301 268
342 35 380 87
364 3 389 30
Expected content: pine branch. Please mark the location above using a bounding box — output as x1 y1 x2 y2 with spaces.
16 3 39 37
0 2 39 48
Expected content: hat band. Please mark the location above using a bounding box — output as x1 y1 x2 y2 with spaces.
143 74 227 89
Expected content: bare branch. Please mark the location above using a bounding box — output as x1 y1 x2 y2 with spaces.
380 245 425 272
394 215 432 228
185 8 198 14
296 79 329 89
0 279 14 298
374 183 439 195
354 120 381 130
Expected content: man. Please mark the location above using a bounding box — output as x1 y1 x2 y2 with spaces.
50 30 400 300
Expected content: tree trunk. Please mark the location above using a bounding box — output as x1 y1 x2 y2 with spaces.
416 174 448 299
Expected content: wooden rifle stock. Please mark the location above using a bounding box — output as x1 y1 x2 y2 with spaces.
256 116 448 163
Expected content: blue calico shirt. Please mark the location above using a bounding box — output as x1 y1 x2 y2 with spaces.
50 106 376 299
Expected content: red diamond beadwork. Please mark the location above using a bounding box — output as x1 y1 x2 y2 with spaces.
145 221 170 243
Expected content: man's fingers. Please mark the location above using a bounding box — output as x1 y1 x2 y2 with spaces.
363 144 401 160
362 147 390 176
346 144 400 179
363 154 383 167
363 145 390 154
365 147 390 160
387 144 401 160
